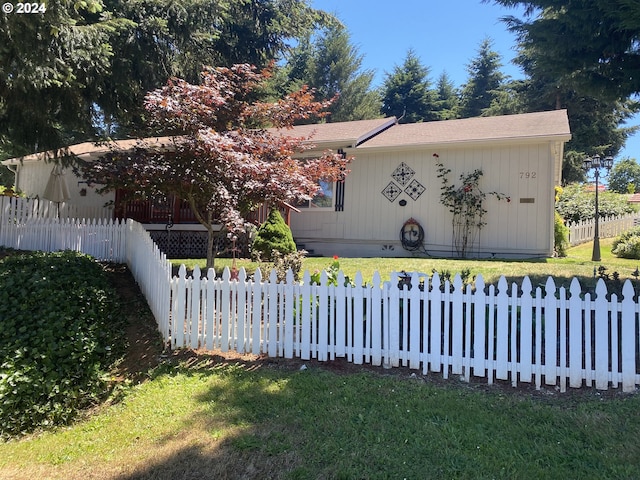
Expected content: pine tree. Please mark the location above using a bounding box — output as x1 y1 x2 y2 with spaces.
0 0 336 159
380 49 439 123
512 41 637 183
252 209 297 260
459 38 506 118
434 72 460 120
495 0 640 99
288 24 380 122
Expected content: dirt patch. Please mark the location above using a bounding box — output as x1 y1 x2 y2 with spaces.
103 263 166 383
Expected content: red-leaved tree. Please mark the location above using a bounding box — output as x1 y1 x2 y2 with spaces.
77 64 351 269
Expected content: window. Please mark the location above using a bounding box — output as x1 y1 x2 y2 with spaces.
297 180 334 209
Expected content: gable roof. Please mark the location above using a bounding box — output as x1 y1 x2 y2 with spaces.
356 110 571 150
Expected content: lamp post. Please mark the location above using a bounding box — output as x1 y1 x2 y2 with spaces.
582 154 614 261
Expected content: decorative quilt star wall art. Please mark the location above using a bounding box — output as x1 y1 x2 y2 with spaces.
405 179 426 200
381 181 402 202
382 162 426 203
391 162 415 186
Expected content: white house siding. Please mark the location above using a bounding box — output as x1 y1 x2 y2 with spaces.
11 161 115 216
290 141 556 258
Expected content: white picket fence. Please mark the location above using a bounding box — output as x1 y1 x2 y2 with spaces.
0 216 127 261
1 211 639 392
168 266 640 392
0 195 113 222
567 213 639 246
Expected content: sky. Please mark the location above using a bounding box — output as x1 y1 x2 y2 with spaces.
311 0 640 160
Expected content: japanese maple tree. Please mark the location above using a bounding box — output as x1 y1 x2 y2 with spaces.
77 64 350 269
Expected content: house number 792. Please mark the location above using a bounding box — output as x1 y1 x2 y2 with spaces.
519 171 537 179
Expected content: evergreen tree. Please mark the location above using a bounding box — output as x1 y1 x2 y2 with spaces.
252 208 297 260
483 79 528 116
434 72 460 120
296 24 380 122
0 0 335 159
459 38 506 118
0 0 121 158
495 0 640 99
380 49 439 123
512 42 637 183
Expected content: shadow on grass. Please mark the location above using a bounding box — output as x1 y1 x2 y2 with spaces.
111 354 640 480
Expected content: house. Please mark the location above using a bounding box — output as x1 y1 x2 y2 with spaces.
288 110 571 258
2 110 571 258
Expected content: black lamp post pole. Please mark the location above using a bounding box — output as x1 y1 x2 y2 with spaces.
592 167 601 262
582 154 614 262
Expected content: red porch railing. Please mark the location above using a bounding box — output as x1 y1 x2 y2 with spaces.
114 190 297 226
114 190 198 224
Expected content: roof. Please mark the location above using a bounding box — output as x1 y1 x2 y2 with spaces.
356 110 571 149
628 193 640 203
269 117 397 148
3 118 398 165
2 110 571 166
3 137 175 165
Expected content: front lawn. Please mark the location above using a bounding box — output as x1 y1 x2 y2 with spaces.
2 242 640 479
179 238 640 290
2 354 639 479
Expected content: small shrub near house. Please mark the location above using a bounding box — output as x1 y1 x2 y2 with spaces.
611 226 640 259
252 208 297 260
0 251 126 438
554 211 569 257
270 249 307 282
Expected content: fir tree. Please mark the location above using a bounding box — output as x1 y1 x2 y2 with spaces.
381 49 439 123
459 38 506 118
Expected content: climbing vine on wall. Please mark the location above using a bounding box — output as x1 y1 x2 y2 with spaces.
434 154 510 258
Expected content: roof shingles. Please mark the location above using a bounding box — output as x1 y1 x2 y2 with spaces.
357 110 570 149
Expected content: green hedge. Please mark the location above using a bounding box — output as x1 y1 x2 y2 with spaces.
0 251 126 437
612 226 640 259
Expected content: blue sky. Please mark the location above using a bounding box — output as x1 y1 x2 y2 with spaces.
311 0 640 159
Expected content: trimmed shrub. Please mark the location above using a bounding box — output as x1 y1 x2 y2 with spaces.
612 226 640 259
252 208 297 260
554 212 569 257
0 251 126 438
271 249 307 282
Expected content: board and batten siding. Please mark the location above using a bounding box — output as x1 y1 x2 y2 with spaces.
290 141 556 258
12 161 115 212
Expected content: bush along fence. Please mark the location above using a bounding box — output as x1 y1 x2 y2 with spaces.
567 213 639 246
0 214 172 326
170 267 640 393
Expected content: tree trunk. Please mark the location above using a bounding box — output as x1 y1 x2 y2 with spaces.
206 210 216 271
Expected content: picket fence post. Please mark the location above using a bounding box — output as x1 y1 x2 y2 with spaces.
569 278 583 388
370 271 383 366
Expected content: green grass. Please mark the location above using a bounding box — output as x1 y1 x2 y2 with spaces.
178 238 640 290
3 243 640 478
2 359 639 479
